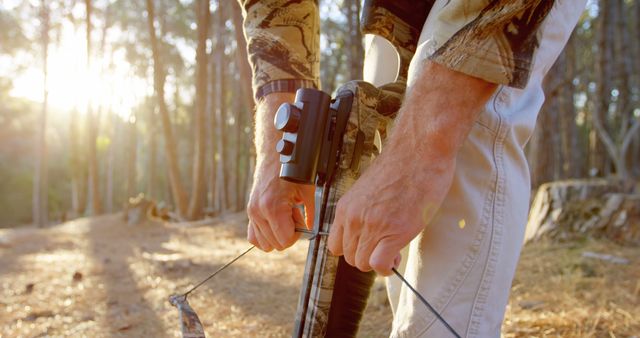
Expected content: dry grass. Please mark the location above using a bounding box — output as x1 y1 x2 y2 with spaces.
0 214 637 337
502 238 639 337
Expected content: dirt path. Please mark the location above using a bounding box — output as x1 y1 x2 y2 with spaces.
0 214 389 337
0 214 638 337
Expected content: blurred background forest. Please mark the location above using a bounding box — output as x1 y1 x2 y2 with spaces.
0 0 638 228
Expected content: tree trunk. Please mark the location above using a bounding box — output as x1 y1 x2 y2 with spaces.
148 104 158 199
105 110 118 213
636 0 640 91
592 0 636 181
529 72 561 188
216 4 229 211
229 80 240 211
86 108 103 215
593 1 617 174
563 33 582 178
231 1 255 210
208 8 219 214
126 115 137 201
33 0 49 227
525 179 639 245
230 2 255 109
187 0 210 220
346 0 363 80
85 0 103 215
70 109 87 217
145 0 188 217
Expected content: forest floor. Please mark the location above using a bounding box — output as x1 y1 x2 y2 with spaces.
0 214 638 338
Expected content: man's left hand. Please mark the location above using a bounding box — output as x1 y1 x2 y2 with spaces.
327 61 497 276
327 140 456 276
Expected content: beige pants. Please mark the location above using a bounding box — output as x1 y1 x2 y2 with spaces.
363 2 587 337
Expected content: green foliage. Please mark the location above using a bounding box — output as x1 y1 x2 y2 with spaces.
0 86 74 227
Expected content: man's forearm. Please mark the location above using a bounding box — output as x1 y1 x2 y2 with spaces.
327 61 498 275
254 93 295 170
384 61 497 164
247 92 316 251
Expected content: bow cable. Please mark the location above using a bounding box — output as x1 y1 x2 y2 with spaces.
180 245 256 299
392 267 461 338
174 230 461 338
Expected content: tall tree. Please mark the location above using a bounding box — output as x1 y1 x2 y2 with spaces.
592 0 640 181
105 110 118 213
147 101 158 200
230 2 254 111
126 114 138 201
231 1 255 210
145 0 189 217
186 0 210 219
208 4 219 213
70 108 87 216
86 0 103 214
215 3 230 211
345 0 363 80
33 0 49 227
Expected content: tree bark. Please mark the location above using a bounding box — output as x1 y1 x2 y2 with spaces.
215 4 229 211
187 0 211 220
33 0 49 227
105 110 118 213
145 0 189 217
592 0 638 182
346 0 363 80
86 0 103 215
208 8 219 213
70 109 87 217
231 1 255 210
525 179 638 244
126 115 137 201
230 2 255 110
563 33 582 178
147 103 158 199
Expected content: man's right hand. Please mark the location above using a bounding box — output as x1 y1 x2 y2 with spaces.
247 93 315 251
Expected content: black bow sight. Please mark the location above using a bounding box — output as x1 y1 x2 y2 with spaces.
274 88 353 186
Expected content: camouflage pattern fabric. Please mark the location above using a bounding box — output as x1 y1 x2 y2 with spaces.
428 0 556 88
239 0 556 94
238 0 320 95
361 1 434 83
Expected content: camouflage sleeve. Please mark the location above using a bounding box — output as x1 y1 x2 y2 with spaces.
425 0 557 89
237 0 320 99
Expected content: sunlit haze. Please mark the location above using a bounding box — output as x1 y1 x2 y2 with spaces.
7 17 149 121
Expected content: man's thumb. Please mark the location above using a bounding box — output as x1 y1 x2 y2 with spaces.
370 238 402 276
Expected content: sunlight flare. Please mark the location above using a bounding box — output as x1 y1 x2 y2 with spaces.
9 21 148 121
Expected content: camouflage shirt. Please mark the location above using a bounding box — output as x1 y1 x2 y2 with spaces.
237 0 556 99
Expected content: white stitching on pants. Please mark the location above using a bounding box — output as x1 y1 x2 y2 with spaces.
403 93 503 338
467 87 509 337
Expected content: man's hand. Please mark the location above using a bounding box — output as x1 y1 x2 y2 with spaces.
247 93 315 251
328 61 497 275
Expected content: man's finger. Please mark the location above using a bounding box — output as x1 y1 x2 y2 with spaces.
343 233 359 267
252 222 274 252
271 209 300 248
369 238 401 276
247 222 259 246
327 222 344 256
256 214 285 251
354 235 376 272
